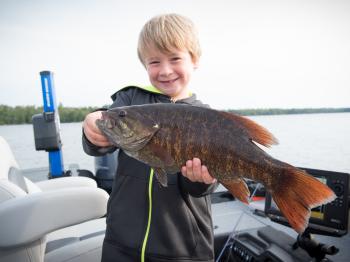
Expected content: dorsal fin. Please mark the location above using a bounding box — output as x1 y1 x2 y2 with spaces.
220 111 278 147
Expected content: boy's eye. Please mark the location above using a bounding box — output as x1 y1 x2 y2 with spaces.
148 61 159 65
170 57 181 62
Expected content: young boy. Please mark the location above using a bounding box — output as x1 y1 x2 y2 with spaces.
82 14 217 262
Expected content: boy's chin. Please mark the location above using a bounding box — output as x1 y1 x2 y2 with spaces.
155 85 178 94
154 82 189 99
162 87 181 96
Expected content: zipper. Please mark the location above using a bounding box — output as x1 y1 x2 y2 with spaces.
141 168 154 262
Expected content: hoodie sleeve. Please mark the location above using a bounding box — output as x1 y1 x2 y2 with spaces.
82 88 133 156
179 175 219 197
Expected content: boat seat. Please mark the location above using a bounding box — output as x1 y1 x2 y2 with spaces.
0 136 108 262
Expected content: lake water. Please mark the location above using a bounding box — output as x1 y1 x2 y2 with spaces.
0 113 349 174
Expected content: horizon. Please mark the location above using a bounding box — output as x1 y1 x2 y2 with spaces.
1 103 349 111
1 0 349 110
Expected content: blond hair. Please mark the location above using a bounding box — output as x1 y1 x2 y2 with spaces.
137 14 201 65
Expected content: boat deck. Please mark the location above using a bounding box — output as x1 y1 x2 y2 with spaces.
23 167 350 261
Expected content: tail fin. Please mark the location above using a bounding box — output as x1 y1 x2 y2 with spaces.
271 167 336 233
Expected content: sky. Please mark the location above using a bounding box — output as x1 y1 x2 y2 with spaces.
0 0 349 110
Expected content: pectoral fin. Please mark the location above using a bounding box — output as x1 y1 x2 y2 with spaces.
147 142 175 167
221 178 250 204
153 167 168 187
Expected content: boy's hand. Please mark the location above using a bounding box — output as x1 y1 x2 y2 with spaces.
83 111 112 147
181 158 217 184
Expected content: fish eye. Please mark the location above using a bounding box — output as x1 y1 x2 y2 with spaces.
119 110 127 117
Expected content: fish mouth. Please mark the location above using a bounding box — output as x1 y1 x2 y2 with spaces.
96 118 123 146
101 111 109 120
101 114 133 139
99 112 116 130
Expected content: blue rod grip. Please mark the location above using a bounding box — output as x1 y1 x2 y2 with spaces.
39 71 64 177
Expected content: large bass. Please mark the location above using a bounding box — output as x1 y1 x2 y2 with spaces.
96 103 335 233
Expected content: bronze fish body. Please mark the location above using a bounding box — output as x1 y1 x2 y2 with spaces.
96 103 335 233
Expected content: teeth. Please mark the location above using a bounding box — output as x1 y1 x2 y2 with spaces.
160 79 176 83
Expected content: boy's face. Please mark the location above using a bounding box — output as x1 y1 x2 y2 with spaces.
143 46 198 101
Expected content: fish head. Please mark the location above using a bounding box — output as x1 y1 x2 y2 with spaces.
95 106 160 152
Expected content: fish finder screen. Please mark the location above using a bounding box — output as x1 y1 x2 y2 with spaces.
310 176 327 220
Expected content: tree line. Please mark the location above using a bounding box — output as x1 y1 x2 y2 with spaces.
0 105 99 125
0 104 349 125
227 107 350 116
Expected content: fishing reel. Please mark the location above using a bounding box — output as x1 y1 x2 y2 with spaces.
293 229 339 262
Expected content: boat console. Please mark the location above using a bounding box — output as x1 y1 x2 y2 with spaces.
215 168 350 262
265 168 349 237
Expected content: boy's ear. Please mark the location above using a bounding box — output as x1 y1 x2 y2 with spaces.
192 59 200 70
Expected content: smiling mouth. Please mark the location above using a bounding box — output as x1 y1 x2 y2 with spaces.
159 78 179 84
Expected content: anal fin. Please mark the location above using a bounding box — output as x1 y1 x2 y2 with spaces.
221 179 250 204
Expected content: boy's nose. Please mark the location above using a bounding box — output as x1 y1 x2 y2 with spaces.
159 63 173 76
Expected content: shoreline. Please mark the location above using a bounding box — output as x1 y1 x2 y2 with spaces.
0 106 349 125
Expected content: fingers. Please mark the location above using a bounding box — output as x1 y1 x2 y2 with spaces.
201 165 217 184
83 111 112 147
182 159 193 180
192 157 202 178
84 127 111 147
181 157 216 184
